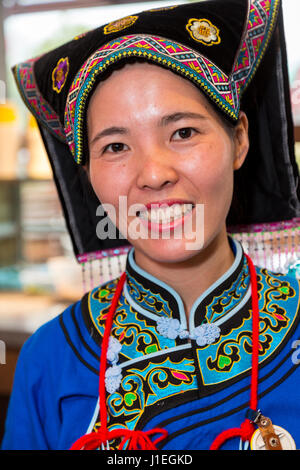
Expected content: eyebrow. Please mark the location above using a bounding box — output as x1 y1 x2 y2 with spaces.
89 126 128 147
89 112 208 147
159 112 208 126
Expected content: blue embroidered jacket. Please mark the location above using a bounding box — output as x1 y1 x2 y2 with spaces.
2 239 300 450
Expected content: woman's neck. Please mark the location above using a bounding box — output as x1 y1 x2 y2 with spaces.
134 230 235 320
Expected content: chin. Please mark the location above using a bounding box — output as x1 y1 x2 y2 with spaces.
129 219 229 267
131 237 206 265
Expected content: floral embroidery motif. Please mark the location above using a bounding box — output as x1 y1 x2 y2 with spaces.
204 268 298 378
104 354 197 442
105 336 122 393
52 57 69 94
186 18 221 46
103 15 138 35
126 274 173 318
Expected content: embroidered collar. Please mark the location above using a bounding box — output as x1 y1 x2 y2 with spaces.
124 237 250 334
82 235 300 434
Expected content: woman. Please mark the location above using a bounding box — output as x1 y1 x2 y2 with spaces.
2 0 300 450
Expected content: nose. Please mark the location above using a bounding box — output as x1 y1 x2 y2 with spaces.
136 145 179 191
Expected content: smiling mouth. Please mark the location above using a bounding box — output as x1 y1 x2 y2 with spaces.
137 203 195 224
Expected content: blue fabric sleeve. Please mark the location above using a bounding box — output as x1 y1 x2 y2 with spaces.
1 303 100 451
0 312 68 450
1 335 50 449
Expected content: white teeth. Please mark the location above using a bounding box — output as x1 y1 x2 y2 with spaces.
138 203 194 223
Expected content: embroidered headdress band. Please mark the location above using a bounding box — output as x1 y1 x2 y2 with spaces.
13 0 280 164
11 0 300 263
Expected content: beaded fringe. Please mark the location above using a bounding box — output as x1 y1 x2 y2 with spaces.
78 220 300 293
78 246 130 294
229 220 300 274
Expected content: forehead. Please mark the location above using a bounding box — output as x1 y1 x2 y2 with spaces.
88 61 217 117
87 61 231 135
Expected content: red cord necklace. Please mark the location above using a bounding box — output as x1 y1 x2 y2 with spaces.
70 253 260 450
210 253 259 449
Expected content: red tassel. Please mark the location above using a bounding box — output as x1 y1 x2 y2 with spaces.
70 426 168 450
118 428 169 450
70 428 108 450
210 419 255 450
210 256 260 450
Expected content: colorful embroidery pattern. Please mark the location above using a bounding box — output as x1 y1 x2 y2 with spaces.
230 0 280 98
186 18 221 46
85 258 299 438
198 267 299 386
90 282 175 361
103 15 138 35
12 59 65 141
195 255 250 326
64 34 232 163
52 57 69 94
85 248 300 435
64 0 280 164
126 273 174 319
257 268 296 331
94 351 197 448
12 1 281 162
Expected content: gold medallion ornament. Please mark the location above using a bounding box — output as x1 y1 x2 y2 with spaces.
251 425 296 450
186 18 221 46
250 415 296 450
103 15 139 35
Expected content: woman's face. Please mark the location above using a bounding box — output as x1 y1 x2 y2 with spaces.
87 62 248 264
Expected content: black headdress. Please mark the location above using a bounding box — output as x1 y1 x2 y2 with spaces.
12 0 300 284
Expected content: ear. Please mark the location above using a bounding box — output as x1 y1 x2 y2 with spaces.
233 111 249 171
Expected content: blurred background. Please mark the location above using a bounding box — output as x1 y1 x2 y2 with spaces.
0 0 299 443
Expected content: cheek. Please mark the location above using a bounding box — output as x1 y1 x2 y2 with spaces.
89 161 132 214
90 164 118 206
183 140 234 198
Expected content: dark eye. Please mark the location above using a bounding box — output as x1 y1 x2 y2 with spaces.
173 127 196 140
103 143 128 154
